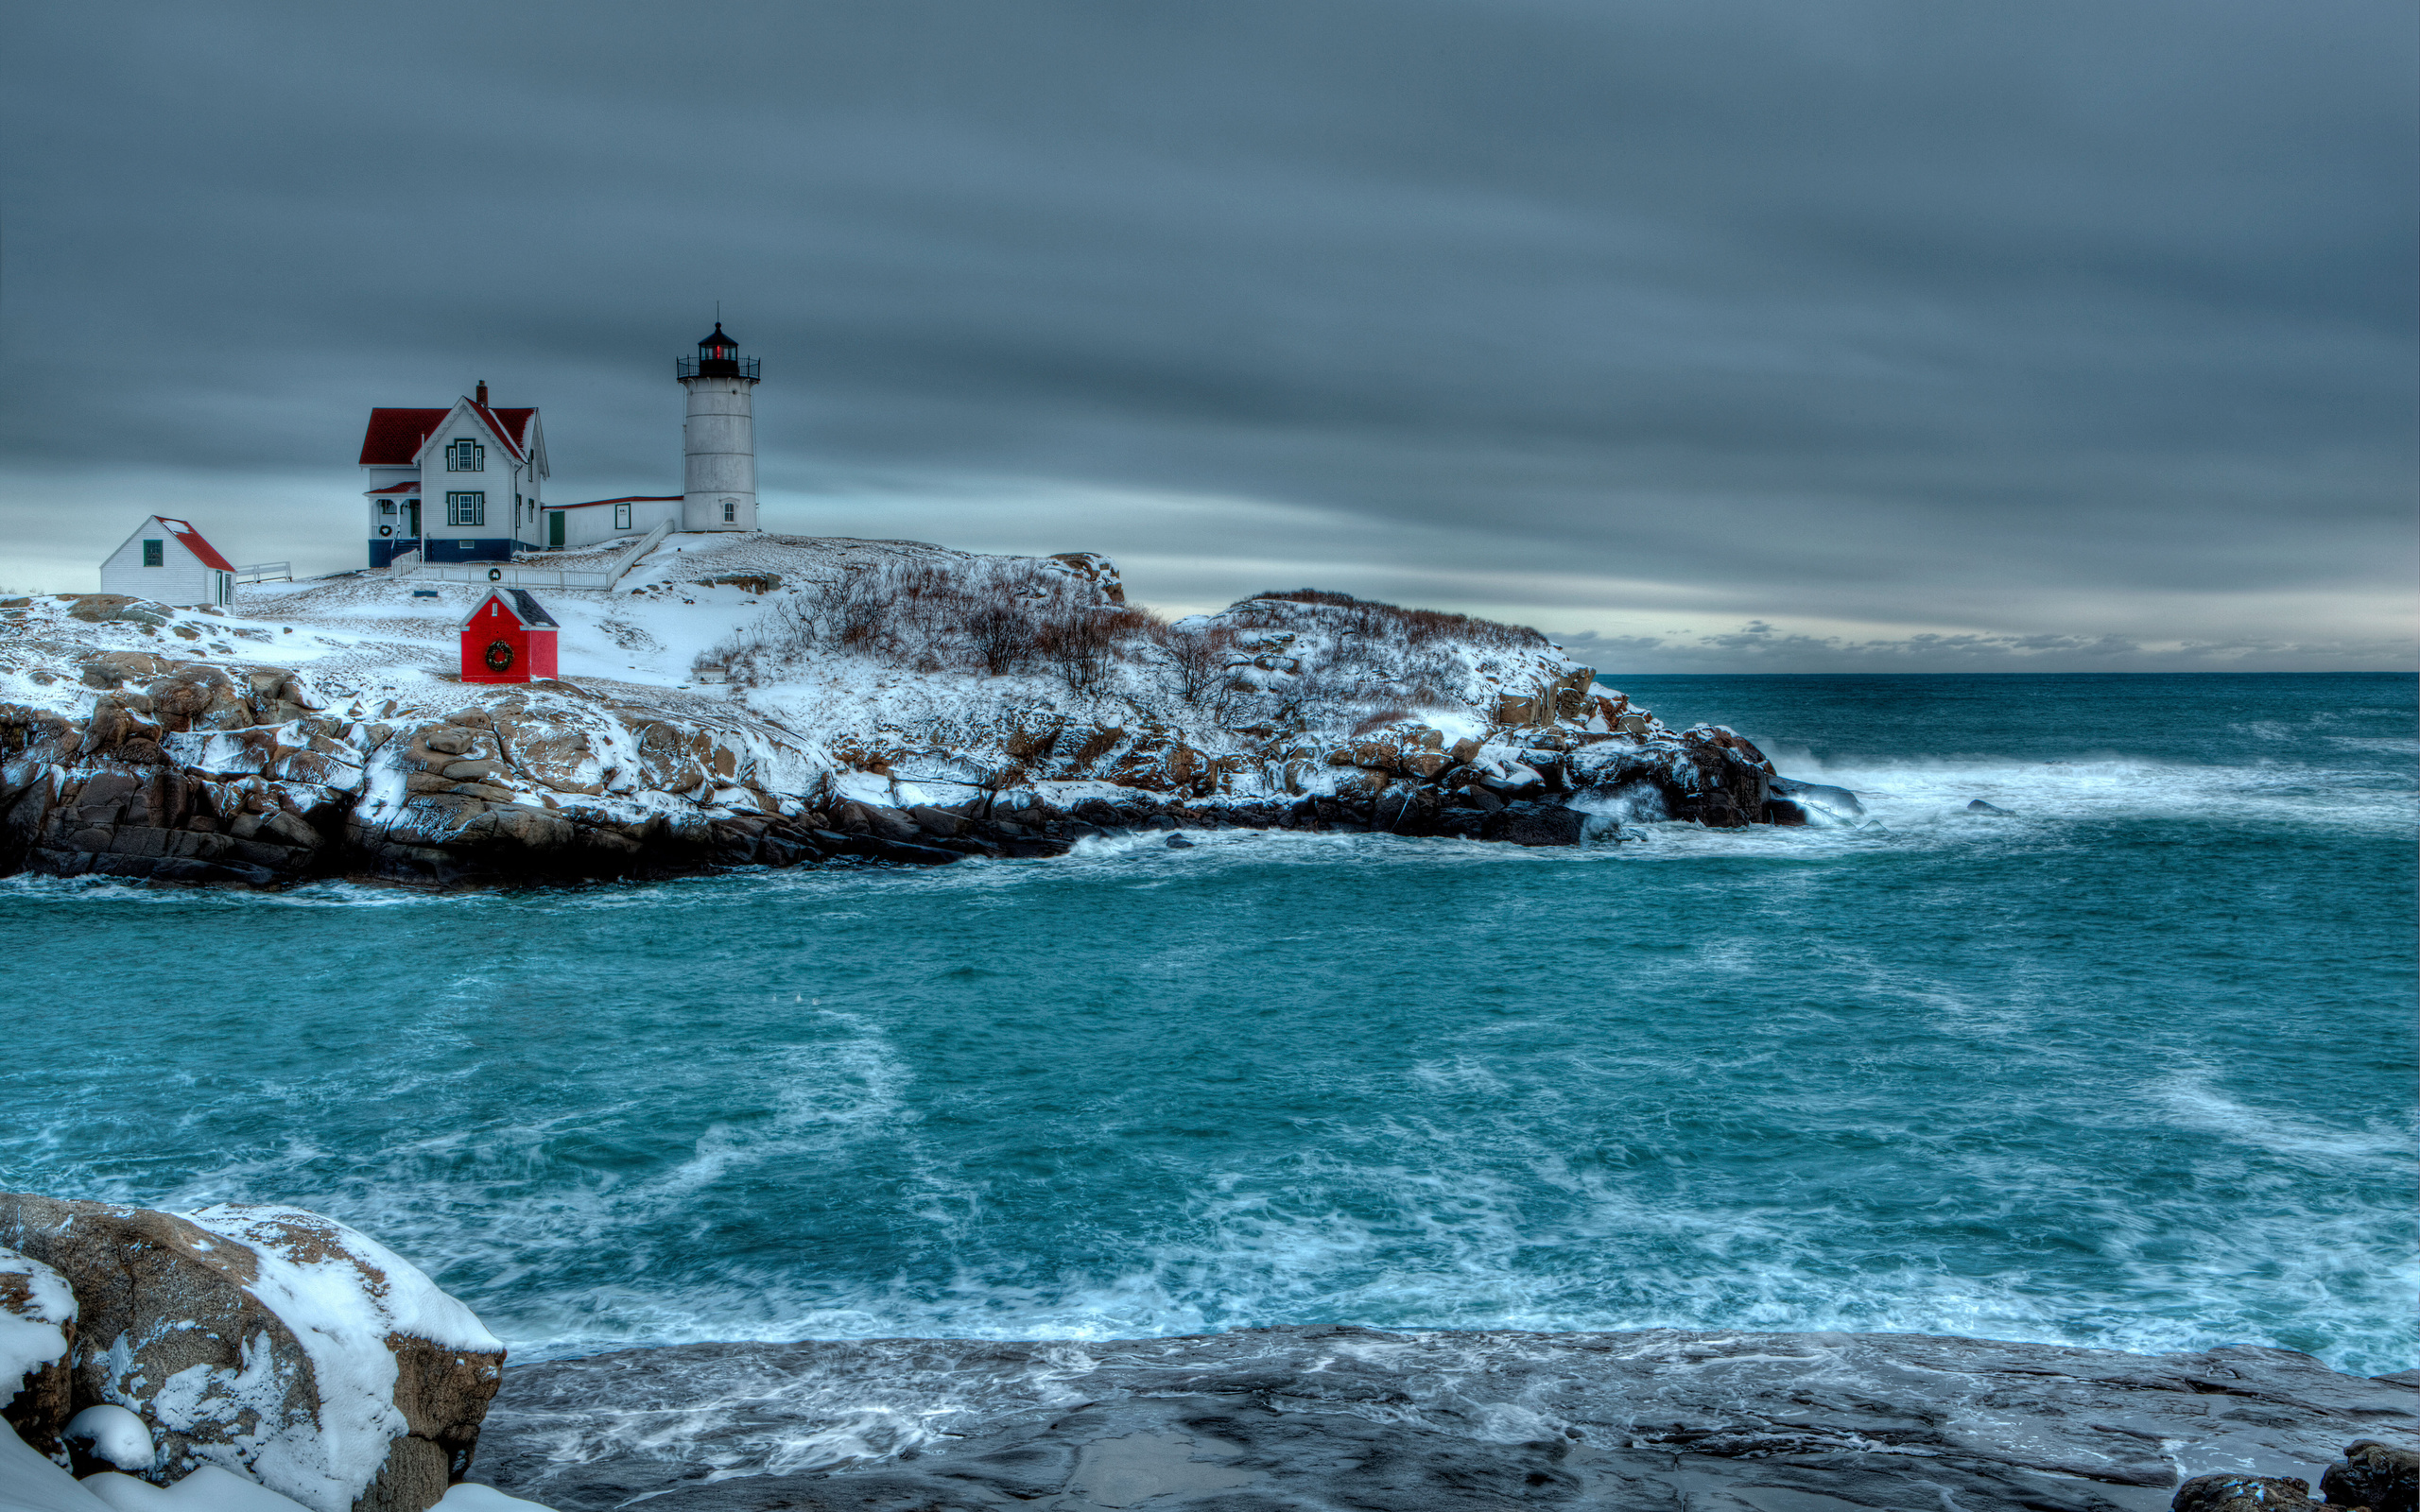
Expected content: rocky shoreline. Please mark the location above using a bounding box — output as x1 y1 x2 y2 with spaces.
3 1192 2411 1512
0 541 1864 891
475 1330 2419 1512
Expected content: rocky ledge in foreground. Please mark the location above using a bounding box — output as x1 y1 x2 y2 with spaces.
473 1329 2416 1512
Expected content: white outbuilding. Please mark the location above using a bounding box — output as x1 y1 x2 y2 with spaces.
100 516 237 608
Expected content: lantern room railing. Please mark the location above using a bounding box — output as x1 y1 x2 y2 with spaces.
677 354 761 381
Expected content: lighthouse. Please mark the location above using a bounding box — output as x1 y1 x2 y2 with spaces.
677 322 760 532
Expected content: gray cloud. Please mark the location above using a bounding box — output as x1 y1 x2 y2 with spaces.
1 0 2411 668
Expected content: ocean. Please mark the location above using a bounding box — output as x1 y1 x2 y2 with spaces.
4 672 2412 1387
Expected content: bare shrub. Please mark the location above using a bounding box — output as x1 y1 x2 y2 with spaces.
826 569 890 648
1158 623 1236 704
1240 589 1547 650
966 600 1031 676
1039 599 1150 696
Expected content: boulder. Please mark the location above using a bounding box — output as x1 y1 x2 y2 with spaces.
0 1194 504 1512
1484 801 1588 847
838 802 921 845
0 1246 76 1463
2324 1439 2418 1512
1765 775 1864 828
2171 1474 2322 1511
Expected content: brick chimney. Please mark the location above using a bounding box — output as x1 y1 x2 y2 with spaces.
475 381 488 405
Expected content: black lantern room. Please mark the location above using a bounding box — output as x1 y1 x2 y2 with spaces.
678 322 760 383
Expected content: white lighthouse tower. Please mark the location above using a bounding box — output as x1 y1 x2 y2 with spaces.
677 322 760 531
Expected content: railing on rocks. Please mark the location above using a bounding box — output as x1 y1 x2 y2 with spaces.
384 521 674 591
233 561 292 583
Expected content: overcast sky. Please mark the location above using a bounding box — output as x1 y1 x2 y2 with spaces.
3 1 2412 670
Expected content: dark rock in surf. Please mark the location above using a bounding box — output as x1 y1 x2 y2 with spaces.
1967 799 2011 815
1483 801 1588 848
2172 1474 2324 1511
2324 1438 2420 1512
1767 774 1865 828
1165 833 1194 849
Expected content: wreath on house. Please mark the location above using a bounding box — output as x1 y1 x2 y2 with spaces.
484 640 515 673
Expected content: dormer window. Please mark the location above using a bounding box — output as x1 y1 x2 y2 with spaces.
446 439 485 472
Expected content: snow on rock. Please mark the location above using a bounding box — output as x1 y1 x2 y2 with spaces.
0 1194 504 1512
0 1250 76 1464
61 1410 150 1473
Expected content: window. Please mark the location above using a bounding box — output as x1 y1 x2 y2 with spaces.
723 500 735 523
142 540 164 567
614 503 631 529
446 439 485 472
379 500 395 516
447 491 487 526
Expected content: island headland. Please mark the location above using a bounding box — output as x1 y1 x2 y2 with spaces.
0 534 1860 889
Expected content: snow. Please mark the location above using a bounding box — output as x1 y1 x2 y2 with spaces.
76 1469 301 1512
0 1427 110 1512
60 1413 148 1475
431 1487 552 1512
0 1252 74 1413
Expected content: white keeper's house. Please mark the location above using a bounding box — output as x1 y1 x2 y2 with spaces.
356 324 763 569
101 516 238 608
356 383 548 568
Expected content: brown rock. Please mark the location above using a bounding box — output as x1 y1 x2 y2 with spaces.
258 810 320 849
0 1194 503 1512
1350 740 1398 771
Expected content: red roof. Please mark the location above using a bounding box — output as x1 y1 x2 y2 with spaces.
357 402 537 465
359 408 450 465
153 516 234 573
470 401 531 463
366 480 421 496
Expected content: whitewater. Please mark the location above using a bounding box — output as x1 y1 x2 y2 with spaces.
2 672 2411 1395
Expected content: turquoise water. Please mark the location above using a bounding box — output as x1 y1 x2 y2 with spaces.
3 674 2412 1375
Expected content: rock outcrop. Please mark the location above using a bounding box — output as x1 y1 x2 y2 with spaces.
0 1194 503 1512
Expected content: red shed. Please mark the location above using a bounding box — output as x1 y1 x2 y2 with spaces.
459 588 559 682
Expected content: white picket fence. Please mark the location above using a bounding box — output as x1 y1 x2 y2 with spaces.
387 520 674 590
